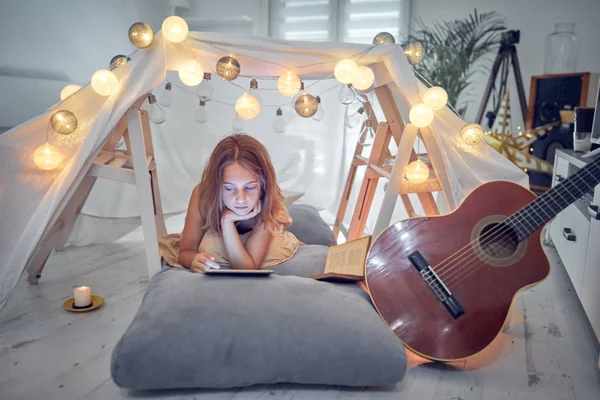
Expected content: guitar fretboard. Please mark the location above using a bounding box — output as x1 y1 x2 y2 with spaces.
505 157 600 240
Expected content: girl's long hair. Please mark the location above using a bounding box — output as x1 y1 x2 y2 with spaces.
197 134 292 234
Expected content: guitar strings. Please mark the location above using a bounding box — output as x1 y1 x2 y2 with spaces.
417 161 600 290
442 166 599 289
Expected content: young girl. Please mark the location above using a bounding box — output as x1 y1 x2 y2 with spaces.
159 134 301 273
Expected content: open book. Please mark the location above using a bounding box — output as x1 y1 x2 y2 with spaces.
311 236 372 282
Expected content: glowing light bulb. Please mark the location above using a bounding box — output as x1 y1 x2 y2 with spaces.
50 110 78 135
409 103 434 127
273 108 285 133
109 54 130 70
159 82 173 107
232 113 244 132
345 107 365 128
422 86 448 110
373 32 395 45
197 73 214 102
352 66 374 91
248 79 261 103
33 143 63 171
195 100 207 123
277 71 301 96
235 93 260 120
404 42 424 65
162 16 189 43
294 93 318 118
312 96 325 121
60 84 81 100
147 94 166 124
91 69 118 96
358 120 375 146
339 84 356 105
460 123 484 145
216 56 240 81
128 22 154 48
178 60 204 86
334 59 359 84
405 159 429 183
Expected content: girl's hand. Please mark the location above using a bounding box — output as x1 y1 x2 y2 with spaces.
190 252 218 273
221 202 261 225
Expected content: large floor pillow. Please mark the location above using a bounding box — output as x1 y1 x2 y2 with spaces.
286 204 336 247
111 266 407 390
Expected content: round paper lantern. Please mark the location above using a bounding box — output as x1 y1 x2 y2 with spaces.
352 66 374 91
178 60 204 86
235 93 260 120
109 54 130 70
405 159 429 183
162 16 188 43
460 123 484 145
216 56 241 81
91 69 118 96
128 22 154 48
294 93 318 118
404 41 424 65
60 84 81 100
409 103 434 128
373 32 396 45
334 59 358 84
50 110 78 135
277 71 301 97
33 143 63 171
422 86 448 110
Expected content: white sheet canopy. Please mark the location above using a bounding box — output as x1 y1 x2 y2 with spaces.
0 31 528 310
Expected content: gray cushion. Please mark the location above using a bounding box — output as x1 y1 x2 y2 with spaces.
272 244 329 277
287 204 336 247
111 266 407 390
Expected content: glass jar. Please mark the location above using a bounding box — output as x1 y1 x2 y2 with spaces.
543 23 579 74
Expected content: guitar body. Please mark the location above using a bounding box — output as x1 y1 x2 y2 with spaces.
365 181 550 361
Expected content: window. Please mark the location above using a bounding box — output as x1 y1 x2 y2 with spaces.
270 0 409 44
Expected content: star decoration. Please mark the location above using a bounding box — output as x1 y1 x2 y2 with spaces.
483 89 560 173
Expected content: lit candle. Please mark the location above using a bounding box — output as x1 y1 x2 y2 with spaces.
74 286 92 307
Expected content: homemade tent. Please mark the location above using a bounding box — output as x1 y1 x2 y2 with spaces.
0 30 528 311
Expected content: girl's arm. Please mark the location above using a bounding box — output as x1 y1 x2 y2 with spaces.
178 185 208 270
221 204 272 269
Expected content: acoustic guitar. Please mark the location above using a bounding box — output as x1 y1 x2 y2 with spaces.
365 156 600 361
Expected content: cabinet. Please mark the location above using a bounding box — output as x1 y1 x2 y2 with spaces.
549 150 600 358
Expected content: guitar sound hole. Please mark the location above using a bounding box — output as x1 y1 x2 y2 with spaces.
478 223 519 259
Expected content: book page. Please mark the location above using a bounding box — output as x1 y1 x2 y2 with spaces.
324 236 371 276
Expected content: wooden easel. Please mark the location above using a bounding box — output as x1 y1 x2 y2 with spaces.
24 95 167 284
334 85 455 241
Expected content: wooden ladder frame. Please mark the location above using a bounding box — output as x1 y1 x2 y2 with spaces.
24 95 167 284
334 85 455 241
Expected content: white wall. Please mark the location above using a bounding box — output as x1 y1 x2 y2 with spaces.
410 0 600 127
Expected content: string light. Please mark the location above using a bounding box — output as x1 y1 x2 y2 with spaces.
60 84 81 100
148 94 166 124
277 71 301 96
159 82 173 107
312 96 325 121
272 108 285 133
248 78 261 103
235 93 260 120
352 66 374 91
405 159 430 183
422 86 448 110
409 103 434 127
334 59 359 84
339 84 356 105
404 42 424 65
50 110 78 135
294 93 318 118
161 16 189 43
195 100 207 123
358 120 375 146
109 55 130 70
345 107 365 128
128 22 154 48
197 73 214 101
178 60 204 86
33 143 63 171
91 69 118 96
373 32 396 45
460 123 484 145
216 56 240 81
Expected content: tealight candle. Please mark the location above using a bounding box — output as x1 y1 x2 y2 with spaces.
74 286 92 307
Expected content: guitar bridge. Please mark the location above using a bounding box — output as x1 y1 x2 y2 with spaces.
408 251 465 319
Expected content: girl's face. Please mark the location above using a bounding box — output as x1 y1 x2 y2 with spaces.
222 162 261 215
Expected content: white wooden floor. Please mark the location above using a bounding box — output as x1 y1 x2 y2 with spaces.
1 224 600 400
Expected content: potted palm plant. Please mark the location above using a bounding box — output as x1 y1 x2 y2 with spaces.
406 9 507 117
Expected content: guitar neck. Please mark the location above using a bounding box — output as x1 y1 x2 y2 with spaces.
506 157 600 240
